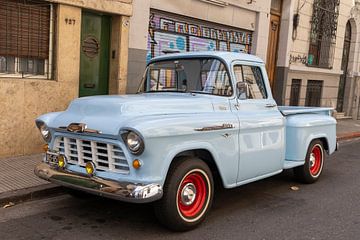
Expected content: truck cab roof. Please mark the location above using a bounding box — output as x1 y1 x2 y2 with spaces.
148 51 264 65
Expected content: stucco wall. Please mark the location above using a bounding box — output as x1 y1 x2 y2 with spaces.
0 5 81 158
0 0 132 158
279 0 358 109
284 70 340 107
49 0 132 16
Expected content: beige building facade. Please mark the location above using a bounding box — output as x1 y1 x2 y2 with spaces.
274 0 360 120
2 0 360 158
0 0 132 158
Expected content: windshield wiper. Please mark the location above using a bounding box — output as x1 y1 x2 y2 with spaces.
143 90 188 93
189 90 210 95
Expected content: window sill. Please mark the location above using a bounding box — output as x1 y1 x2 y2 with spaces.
0 74 52 80
289 65 343 76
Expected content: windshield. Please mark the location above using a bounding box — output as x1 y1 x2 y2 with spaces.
138 58 233 96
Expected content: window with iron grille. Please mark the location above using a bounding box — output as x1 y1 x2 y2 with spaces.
305 80 323 107
289 79 301 106
308 0 339 69
0 0 55 79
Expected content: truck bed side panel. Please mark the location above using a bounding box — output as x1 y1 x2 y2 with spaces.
285 114 337 161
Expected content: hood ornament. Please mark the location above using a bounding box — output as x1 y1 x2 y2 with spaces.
67 123 87 133
59 123 101 134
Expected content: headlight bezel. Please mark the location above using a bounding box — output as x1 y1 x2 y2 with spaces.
121 129 145 155
35 120 52 143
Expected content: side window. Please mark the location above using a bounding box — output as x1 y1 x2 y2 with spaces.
234 65 267 99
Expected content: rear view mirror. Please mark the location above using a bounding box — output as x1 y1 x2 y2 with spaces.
236 82 248 100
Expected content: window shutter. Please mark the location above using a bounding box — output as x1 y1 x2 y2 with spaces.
0 0 50 59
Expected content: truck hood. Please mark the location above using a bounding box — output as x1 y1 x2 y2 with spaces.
49 93 216 135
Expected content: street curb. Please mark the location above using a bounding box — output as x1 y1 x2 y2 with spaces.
337 132 360 141
0 184 64 207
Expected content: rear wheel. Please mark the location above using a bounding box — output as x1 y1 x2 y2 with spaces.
294 139 325 183
154 158 213 231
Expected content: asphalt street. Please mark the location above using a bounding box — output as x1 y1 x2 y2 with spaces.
0 139 359 240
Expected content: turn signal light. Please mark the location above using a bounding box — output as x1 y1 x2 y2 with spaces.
58 155 66 168
85 162 95 175
43 144 49 152
132 159 142 169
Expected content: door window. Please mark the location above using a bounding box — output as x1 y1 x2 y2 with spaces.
234 65 267 99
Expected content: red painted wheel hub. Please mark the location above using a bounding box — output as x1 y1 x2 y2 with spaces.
177 171 207 219
310 145 322 176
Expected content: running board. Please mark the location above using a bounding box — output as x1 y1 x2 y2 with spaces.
283 160 305 169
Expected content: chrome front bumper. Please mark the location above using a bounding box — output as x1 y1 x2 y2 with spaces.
34 163 163 203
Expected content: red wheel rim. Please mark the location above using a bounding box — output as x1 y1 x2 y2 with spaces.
309 145 322 176
177 171 208 219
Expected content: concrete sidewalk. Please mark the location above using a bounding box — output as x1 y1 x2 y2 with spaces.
0 154 63 206
336 118 360 140
1 118 360 206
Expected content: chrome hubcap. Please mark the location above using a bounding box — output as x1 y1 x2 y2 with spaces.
310 153 316 167
181 183 197 206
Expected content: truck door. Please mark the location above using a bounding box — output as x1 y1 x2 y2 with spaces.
231 63 285 183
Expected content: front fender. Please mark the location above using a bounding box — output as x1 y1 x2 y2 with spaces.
126 113 239 188
161 141 236 188
138 126 239 188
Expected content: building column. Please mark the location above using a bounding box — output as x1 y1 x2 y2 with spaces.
348 1 360 119
252 11 270 61
273 0 295 105
109 15 130 94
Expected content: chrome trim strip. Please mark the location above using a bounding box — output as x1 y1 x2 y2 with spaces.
195 123 234 132
53 128 118 140
34 163 163 203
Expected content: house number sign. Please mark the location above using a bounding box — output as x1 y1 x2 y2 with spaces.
65 18 76 25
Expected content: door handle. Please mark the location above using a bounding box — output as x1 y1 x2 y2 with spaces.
265 103 277 108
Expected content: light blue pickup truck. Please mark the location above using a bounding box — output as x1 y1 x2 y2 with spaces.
35 52 337 231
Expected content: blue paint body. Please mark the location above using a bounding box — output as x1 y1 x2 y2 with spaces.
37 52 337 192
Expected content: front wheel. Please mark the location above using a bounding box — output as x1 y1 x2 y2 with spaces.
154 158 214 231
294 139 325 184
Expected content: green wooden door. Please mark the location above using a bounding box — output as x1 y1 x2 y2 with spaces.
79 12 111 97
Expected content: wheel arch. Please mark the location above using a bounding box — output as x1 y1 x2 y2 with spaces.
165 149 225 189
318 137 329 153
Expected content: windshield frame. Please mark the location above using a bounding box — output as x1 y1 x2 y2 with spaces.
137 56 234 98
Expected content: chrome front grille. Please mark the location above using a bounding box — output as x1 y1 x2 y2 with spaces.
54 136 130 174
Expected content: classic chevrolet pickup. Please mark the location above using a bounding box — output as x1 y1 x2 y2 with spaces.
34 51 337 231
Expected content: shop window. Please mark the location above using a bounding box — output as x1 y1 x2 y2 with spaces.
0 0 55 79
305 80 323 107
290 79 301 106
308 0 339 69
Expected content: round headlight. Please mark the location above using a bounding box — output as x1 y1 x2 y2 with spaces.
124 131 144 155
36 120 51 143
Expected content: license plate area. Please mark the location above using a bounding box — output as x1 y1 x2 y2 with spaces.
46 151 59 167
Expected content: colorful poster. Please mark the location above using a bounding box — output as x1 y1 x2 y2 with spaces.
148 12 253 59
189 36 216 52
230 43 246 53
153 32 186 57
